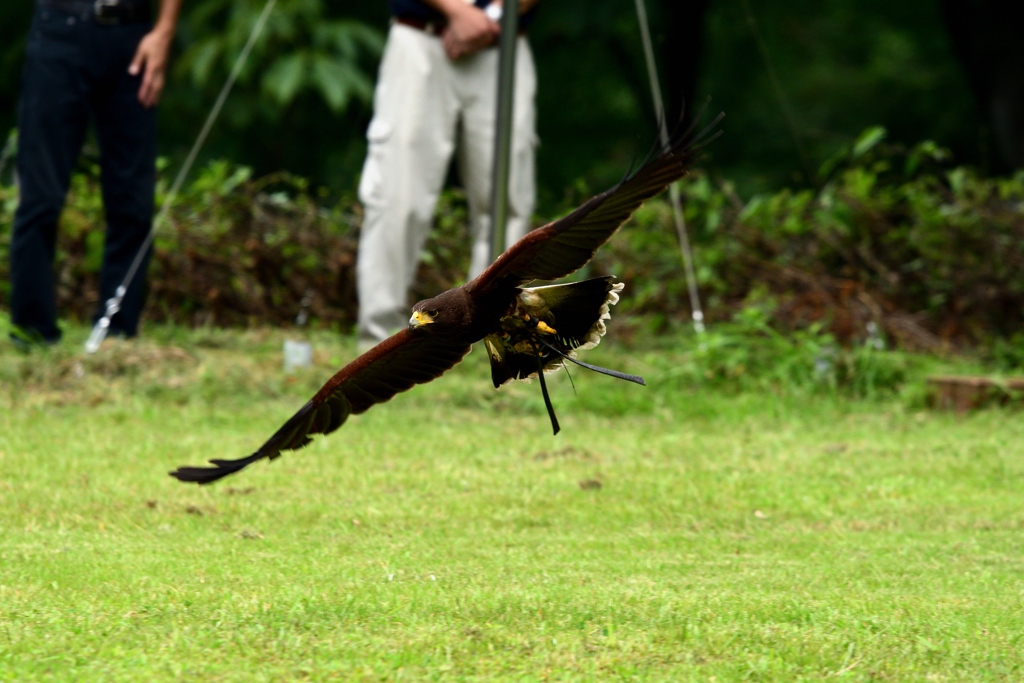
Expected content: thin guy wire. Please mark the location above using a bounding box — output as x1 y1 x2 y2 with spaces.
738 0 813 180
86 0 278 353
633 0 705 333
0 131 14 181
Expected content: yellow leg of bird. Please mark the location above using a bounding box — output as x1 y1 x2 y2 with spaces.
535 321 557 335
532 321 557 335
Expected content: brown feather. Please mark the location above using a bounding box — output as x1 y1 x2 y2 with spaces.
469 111 723 295
169 331 470 484
171 111 721 485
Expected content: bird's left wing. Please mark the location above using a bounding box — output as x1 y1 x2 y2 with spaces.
170 328 471 484
469 111 723 297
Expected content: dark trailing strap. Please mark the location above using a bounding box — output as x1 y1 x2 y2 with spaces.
537 338 646 386
535 347 560 436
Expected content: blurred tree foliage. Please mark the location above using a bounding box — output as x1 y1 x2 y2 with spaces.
694 0 985 192
3 130 1021 349
164 0 387 189
177 0 383 114
0 0 994 207
591 129 1024 350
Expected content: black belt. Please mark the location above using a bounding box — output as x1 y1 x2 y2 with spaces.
395 16 446 37
395 15 527 38
39 0 152 25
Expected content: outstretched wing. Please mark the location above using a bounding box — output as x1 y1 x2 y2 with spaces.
469 111 723 296
169 329 471 484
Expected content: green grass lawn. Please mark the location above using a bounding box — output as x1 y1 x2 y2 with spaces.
1 323 1022 681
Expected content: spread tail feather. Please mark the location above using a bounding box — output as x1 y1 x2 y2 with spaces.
487 277 624 387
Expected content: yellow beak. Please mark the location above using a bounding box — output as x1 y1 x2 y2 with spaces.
409 311 435 328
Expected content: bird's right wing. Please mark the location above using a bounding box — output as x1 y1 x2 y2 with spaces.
169 329 471 484
469 110 723 297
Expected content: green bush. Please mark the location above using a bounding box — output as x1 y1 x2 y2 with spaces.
592 128 1024 351
0 158 371 328
2 127 1023 356
642 302 914 399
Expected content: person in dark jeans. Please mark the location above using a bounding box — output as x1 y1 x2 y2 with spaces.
8 0 182 347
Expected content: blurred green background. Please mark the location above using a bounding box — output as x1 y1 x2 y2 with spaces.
2 0 1021 347
0 0 1006 206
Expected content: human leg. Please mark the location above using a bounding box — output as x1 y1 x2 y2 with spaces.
92 22 156 337
9 6 92 343
458 37 537 279
356 24 459 345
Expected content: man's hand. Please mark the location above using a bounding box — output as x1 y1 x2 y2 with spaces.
440 2 499 60
129 26 174 108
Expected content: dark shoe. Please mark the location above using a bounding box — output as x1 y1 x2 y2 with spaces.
106 327 136 340
9 325 61 352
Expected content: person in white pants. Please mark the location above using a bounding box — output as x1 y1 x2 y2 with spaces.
356 0 539 348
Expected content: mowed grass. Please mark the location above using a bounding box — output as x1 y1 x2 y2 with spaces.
1 323 1023 681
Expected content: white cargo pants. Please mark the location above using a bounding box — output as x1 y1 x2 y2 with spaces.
356 22 537 345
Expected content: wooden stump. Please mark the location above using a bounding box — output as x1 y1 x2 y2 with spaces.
927 376 1024 414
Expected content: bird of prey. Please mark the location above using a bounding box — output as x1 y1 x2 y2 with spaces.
171 111 722 485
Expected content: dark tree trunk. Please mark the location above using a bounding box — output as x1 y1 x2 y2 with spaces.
941 0 1024 171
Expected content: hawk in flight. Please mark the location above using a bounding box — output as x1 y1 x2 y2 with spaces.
171 111 722 484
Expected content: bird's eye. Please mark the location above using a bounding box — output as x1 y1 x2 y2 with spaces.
427 310 439 318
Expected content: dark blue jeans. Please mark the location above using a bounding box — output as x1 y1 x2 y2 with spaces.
10 3 156 342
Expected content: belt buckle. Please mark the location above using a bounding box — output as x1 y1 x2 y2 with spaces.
93 0 122 24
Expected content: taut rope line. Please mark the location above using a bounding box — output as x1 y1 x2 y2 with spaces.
632 0 706 334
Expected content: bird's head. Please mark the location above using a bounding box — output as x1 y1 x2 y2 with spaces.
409 289 467 332
409 305 439 329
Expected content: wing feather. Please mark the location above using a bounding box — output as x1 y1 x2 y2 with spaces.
169 328 471 484
470 112 723 295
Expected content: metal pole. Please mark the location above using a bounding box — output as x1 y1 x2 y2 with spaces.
633 0 706 333
488 0 520 263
